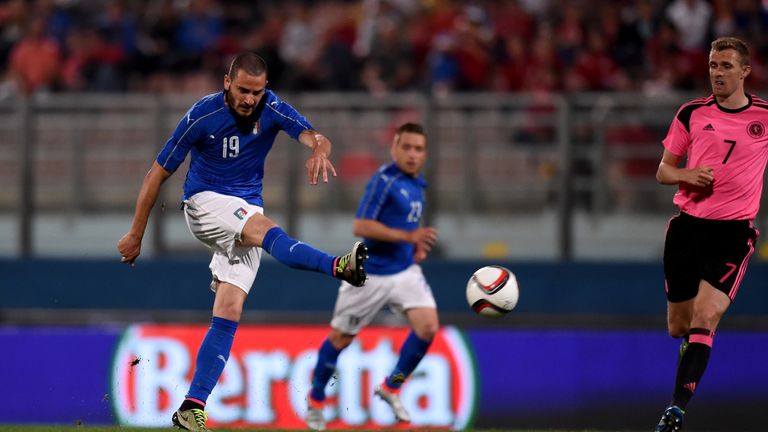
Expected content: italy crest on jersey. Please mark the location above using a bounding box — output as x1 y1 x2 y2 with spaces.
252 121 260 135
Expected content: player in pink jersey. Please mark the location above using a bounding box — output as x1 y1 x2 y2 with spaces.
654 37 765 432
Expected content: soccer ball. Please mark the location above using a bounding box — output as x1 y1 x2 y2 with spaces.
465 265 519 317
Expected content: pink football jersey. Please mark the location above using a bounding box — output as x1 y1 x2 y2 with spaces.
662 94 768 220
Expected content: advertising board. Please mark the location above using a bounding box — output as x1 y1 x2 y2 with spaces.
111 325 476 429
3 325 767 430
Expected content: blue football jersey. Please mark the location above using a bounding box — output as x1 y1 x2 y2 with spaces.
156 90 313 206
356 162 428 275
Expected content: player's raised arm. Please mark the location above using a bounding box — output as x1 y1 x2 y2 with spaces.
299 129 337 185
117 161 173 265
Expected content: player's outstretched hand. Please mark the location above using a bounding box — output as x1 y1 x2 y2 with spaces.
305 152 338 185
117 232 142 267
411 227 438 251
683 165 714 187
301 132 337 185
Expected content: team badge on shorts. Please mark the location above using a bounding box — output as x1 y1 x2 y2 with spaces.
747 121 764 138
233 207 248 220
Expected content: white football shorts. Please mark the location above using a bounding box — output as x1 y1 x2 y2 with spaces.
183 190 263 294
330 264 437 335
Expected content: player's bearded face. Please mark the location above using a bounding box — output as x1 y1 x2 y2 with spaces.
224 71 267 119
709 49 750 99
392 132 427 176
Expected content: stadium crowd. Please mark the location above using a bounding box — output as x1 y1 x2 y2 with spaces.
2 0 768 97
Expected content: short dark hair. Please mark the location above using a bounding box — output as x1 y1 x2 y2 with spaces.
395 122 426 139
711 37 751 66
228 52 268 79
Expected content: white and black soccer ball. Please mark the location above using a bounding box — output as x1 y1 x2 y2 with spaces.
465 265 519 317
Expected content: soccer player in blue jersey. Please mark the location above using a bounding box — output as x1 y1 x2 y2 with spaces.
116 52 367 431
304 123 439 430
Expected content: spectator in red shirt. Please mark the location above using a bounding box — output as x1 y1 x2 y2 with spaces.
6 15 60 95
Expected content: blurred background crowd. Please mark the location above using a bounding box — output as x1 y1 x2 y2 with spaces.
3 0 768 98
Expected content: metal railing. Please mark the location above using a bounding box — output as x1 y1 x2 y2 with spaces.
3 91 745 260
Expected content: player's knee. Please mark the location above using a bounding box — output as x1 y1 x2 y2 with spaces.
329 330 354 350
668 321 689 338
241 214 277 246
213 302 243 322
668 328 687 338
692 308 724 329
414 322 439 342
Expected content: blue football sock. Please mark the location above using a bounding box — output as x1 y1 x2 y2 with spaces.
385 331 432 389
262 227 335 276
186 316 238 403
310 338 343 401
